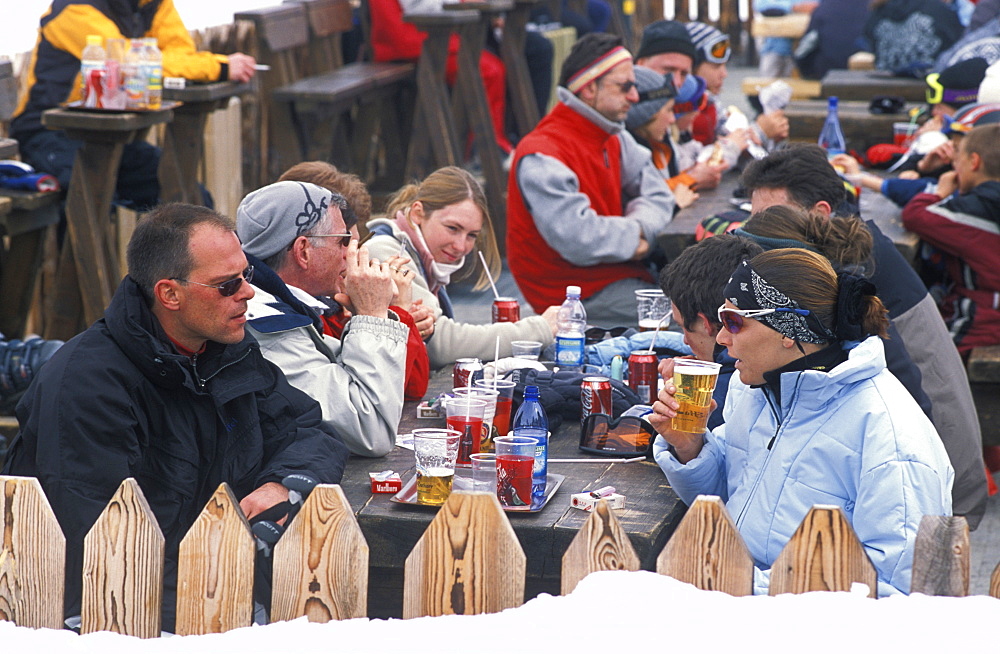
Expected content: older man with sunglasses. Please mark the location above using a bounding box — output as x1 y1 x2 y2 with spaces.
236 181 410 458
3 203 349 631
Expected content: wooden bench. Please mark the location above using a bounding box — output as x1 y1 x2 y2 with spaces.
0 60 61 339
821 69 927 103
235 1 415 188
968 345 1000 447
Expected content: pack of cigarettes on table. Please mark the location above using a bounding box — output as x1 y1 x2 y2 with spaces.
370 470 402 493
570 492 626 512
417 393 452 418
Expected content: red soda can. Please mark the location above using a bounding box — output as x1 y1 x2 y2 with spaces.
453 358 484 389
581 376 613 426
628 349 658 405
492 296 520 323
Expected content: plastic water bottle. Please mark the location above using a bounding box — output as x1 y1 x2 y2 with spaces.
143 38 162 110
554 285 586 371
818 96 846 157
79 34 106 104
512 385 548 505
123 38 147 109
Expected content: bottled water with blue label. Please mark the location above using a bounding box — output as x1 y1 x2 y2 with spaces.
554 285 586 371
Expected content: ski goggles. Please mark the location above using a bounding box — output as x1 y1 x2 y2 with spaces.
717 304 812 335
579 413 656 457
703 36 732 64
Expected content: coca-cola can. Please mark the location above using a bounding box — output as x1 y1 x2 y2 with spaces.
492 296 520 323
581 376 613 426
628 350 658 405
453 358 484 389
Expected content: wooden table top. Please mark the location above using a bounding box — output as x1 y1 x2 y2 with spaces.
162 80 254 105
338 370 686 587
41 105 173 132
821 69 927 103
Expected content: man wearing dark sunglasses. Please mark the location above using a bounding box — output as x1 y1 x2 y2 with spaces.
3 202 349 631
508 33 675 327
237 181 409 458
659 234 763 430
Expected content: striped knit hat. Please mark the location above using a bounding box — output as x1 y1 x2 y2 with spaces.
685 22 731 66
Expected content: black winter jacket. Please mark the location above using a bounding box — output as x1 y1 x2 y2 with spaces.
2 276 349 629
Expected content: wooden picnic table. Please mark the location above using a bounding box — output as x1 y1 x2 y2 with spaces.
0 138 17 159
40 106 173 339
655 169 919 265
785 99 916 153
160 81 253 205
821 69 927 103
336 368 687 618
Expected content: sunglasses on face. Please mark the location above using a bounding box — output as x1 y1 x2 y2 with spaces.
579 412 655 457
717 304 811 334
306 232 353 247
173 265 254 297
585 326 630 344
706 37 731 64
604 78 637 93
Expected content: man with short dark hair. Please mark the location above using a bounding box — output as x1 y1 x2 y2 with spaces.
659 234 763 429
2 203 349 630
507 33 675 327
739 143 989 529
237 181 409 457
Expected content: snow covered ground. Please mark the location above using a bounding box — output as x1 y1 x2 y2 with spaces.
2 571 998 652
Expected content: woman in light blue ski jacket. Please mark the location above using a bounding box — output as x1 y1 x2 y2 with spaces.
651 249 953 596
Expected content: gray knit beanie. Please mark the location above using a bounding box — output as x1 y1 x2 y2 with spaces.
636 20 697 63
626 66 677 130
236 181 334 260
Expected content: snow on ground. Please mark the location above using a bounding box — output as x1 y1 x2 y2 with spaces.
2 571 998 652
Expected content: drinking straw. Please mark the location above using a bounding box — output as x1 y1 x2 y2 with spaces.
651 313 669 348
478 250 500 300
548 456 646 464
494 335 500 366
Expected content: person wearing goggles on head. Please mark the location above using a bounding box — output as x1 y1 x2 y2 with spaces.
649 248 953 597
685 22 788 159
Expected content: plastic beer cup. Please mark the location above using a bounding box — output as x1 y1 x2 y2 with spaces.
412 429 461 506
494 435 538 507
635 289 672 332
671 360 722 433
476 378 516 450
453 386 499 455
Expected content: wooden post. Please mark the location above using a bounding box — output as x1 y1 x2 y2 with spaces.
561 499 640 595
769 505 877 597
656 495 753 596
0 476 65 629
175 484 255 635
271 484 369 623
403 491 525 618
81 478 165 638
991 561 1000 599
910 515 969 597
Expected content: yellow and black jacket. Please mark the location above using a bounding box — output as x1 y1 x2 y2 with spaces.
12 0 229 139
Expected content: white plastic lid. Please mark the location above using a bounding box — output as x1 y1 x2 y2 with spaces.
566 285 581 296
86 35 103 46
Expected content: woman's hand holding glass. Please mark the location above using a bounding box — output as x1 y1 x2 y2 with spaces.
648 358 716 464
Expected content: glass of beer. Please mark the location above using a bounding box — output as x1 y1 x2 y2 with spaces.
635 289 672 332
671 360 722 433
412 428 461 506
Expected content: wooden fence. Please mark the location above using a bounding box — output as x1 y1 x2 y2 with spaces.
3 476 999 637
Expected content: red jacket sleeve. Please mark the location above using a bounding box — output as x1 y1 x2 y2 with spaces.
390 306 430 400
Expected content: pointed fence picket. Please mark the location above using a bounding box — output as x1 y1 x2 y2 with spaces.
910 515 969 597
656 495 754 596
403 491 525 619
0 476 65 629
271 484 369 623
561 498 641 595
769 505 877 597
81 477 165 637
175 483 255 635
